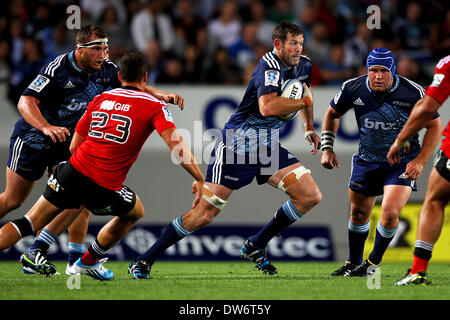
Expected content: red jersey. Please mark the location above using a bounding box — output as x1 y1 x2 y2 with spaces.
70 87 176 190
426 55 450 158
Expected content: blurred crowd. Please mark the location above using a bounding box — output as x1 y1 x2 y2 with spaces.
0 0 449 106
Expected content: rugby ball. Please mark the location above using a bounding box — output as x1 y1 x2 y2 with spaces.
278 79 303 121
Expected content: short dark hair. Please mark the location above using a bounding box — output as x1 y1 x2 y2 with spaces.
119 51 148 82
272 21 303 43
76 24 108 44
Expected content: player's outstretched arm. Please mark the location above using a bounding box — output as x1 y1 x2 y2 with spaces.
320 106 342 169
160 127 205 208
144 86 185 110
387 96 442 165
18 96 70 143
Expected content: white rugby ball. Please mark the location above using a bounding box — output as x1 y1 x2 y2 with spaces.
278 79 303 121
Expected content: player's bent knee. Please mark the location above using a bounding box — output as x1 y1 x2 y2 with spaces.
278 166 311 192
381 209 399 225
309 189 322 207
121 201 145 222
3 197 23 211
199 212 215 227
350 210 370 224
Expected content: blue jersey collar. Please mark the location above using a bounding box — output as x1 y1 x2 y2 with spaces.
271 50 293 72
365 74 399 94
69 50 85 73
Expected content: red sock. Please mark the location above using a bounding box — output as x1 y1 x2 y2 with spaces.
410 255 429 274
81 251 99 266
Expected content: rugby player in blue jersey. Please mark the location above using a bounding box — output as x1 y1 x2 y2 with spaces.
320 48 442 277
128 21 321 278
0 24 184 276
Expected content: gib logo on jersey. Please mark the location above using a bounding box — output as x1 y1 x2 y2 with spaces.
100 100 131 111
363 118 395 130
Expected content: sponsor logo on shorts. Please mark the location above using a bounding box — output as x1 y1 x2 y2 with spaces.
224 175 239 181
351 181 363 188
47 175 61 192
91 206 112 214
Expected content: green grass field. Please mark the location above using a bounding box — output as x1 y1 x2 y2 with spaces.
0 261 448 300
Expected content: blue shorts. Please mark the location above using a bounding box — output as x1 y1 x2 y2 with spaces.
7 133 71 181
205 142 300 190
348 154 417 196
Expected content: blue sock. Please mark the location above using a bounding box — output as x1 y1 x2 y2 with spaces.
347 220 370 265
138 216 191 264
250 200 303 248
30 228 57 252
68 242 84 266
368 220 397 265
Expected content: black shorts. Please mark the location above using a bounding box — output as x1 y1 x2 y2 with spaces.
43 161 136 216
434 149 450 182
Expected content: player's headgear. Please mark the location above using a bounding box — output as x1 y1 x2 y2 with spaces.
366 48 396 75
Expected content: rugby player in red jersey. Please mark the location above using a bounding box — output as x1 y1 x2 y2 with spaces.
0 51 204 280
387 55 450 285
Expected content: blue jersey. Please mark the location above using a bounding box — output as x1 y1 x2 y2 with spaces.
222 52 312 155
330 74 439 163
15 50 120 150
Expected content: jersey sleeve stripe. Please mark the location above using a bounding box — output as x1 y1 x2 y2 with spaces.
262 54 275 69
106 90 165 104
400 76 426 97
341 75 363 90
436 56 450 69
300 55 311 62
267 52 281 69
44 54 65 77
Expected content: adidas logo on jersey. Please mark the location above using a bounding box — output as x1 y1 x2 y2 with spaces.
353 98 364 105
63 80 75 89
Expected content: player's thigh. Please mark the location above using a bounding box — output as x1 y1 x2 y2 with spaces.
26 196 65 232
423 166 450 205
188 182 232 220
119 194 145 222
205 182 233 201
267 162 302 187
272 162 319 196
2 167 35 203
381 184 412 218
7 134 56 182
